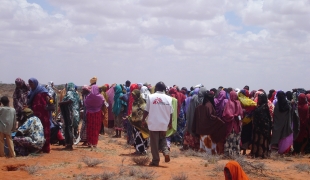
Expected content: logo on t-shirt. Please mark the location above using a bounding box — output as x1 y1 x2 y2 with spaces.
153 97 169 105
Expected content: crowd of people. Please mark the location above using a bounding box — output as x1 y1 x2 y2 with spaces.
1 77 310 174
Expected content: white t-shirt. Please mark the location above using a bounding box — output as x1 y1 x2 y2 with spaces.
145 91 173 131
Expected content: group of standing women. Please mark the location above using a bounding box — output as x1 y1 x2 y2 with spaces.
13 78 310 157
178 86 310 158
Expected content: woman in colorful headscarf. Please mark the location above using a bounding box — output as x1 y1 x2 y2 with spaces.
224 161 249 180
27 78 50 153
129 89 149 155
13 108 45 156
100 85 109 135
214 90 228 118
85 85 104 148
250 93 272 158
112 84 127 138
254 90 274 120
222 91 243 156
126 84 139 143
270 91 293 154
182 87 207 151
169 88 186 144
13 78 29 125
80 85 91 145
294 93 309 154
238 89 257 155
107 84 115 128
59 82 80 150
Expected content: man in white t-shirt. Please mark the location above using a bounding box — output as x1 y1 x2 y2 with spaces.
142 82 173 166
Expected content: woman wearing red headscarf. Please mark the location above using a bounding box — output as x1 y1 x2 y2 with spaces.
222 91 243 156
294 93 309 154
168 88 186 144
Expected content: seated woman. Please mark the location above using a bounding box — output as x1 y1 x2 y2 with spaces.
224 161 249 180
13 108 45 156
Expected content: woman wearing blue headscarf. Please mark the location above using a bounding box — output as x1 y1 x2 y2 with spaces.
27 78 51 153
112 84 127 138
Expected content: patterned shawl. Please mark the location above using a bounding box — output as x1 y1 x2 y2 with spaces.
13 78 29 114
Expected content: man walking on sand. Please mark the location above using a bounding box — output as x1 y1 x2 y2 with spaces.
142 81 173 166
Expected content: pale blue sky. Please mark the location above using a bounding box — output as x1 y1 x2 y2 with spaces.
1 0 309 92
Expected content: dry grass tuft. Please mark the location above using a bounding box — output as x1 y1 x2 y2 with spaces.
294 163 310 172
170 150 180 158
171 172 189 180
80 156 105 167
100 171 116 180
128 167 139 176
137 169 157 179
73 173 86 180
270 151 285 161
118 166 127 176
23 164 41 175
204 154 221 164
231 155 267 176
213 163 225 172
182 149 205 157
132 156 150 166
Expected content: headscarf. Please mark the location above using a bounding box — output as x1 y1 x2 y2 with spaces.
184 88 199 113
238 91 257 107
270 91 276 104
276 91 290 112
254 91 274 118
214 90 228 117
224 161 249 180
298 93 309 121
13 78 29 114
27 78 48 107
169 88 186 115
107 84 115 110
22 108 34 117
249 90 257 99
113 84 126 116
82 85 91 92
140 86 150 100
90 76 97 84
222 91 243 137
127 84 139 116
104 84 110 90
100 85 108 101
186 87 207 135
306 94 310 106
85 85 104 113
286 91 293 101
46 81 56 100
63 83 80 104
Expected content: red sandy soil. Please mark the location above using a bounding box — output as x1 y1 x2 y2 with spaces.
1 134 310 180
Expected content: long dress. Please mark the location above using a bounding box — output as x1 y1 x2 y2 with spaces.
32 93 50 153
129 90 149 154
271 102 293 154
222 91 243 156
251 103 272 158
85 85 104 146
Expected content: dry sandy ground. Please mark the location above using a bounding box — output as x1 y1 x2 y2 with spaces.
1 133 310 180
